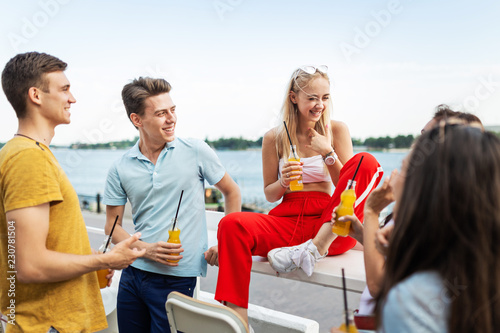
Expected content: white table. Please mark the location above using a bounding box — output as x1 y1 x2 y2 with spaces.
206 211 366 294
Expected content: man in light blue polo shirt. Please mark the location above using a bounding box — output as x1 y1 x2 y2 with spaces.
103 77 241 333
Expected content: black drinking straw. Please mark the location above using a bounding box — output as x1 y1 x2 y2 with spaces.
283 121 297 159
348 156 365 189
342 268 350 330
103 215 119 253
172 190 184 231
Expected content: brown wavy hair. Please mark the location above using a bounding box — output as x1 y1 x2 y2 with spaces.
375 124 500 332
432 104 483 129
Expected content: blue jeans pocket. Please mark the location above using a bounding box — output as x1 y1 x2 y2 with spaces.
164 276 196 297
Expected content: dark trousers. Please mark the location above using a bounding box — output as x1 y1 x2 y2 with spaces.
117 265 196 333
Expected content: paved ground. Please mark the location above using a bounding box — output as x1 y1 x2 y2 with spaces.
84 211 362 332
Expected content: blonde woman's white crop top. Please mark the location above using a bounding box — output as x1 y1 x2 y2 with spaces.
279 155 331 183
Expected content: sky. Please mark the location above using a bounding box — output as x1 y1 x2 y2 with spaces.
0 0 499 145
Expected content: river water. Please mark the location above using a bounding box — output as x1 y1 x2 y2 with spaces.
53 147 407 211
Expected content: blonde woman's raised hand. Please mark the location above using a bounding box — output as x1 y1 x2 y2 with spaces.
305 125 332 156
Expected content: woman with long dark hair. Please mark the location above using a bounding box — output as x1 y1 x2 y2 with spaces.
376 123 500 332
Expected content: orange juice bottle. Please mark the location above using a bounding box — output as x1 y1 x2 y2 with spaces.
332 180 356 237
97 235 111 289
337 323 359 333
288 145 303 191
337 310 359 332
167 218 181 263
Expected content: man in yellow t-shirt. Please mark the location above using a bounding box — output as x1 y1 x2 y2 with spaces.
0 52 146 333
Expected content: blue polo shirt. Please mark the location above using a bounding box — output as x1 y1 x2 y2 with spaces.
103 138 225 277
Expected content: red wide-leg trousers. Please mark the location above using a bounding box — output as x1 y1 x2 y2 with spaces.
215 152 383 308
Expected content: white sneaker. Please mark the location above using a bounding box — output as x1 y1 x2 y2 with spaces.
267 239 326 277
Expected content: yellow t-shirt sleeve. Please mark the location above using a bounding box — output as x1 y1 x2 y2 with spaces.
2 148 63 212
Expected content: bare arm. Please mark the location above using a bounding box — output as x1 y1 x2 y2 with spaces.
105 205 130 244
106 205 183 266
214 172 241 214
8 203 145 284
205 172 241 266
328 120 352 185
363 210 386 297
331 120 354 165
262 129 300 202
363 171 396 297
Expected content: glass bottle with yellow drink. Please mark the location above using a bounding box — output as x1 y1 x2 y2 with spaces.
96 235 111 289
167 218 181 263
337 310 359 332
332 180 356 236
288 145 303 191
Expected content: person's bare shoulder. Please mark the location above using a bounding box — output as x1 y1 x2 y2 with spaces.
330 120 351 141
262 127 278 146
331 120 350 134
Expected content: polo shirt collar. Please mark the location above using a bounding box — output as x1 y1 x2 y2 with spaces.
166 139 177 149
128 139 177 161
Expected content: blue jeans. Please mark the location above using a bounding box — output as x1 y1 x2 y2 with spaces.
117 266 197 333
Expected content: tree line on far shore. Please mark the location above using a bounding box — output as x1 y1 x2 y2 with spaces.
352 135 415 149
2 132 499 150
69 137 139 150
206 135 415 150
0 134 435 150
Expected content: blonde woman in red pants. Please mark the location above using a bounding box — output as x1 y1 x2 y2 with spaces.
215 66 383 327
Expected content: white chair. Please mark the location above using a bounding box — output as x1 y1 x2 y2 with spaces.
165 291 248 333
